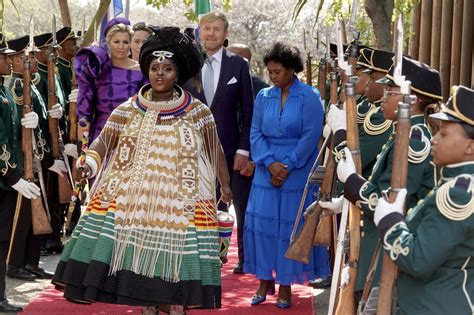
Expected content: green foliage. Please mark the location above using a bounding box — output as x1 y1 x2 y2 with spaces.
147 0 232 22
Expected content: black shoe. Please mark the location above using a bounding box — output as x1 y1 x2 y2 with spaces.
0 299 23 313
45 240 64 254
233 262 245 274
308 275 332 288
7 266 36 281
25 264 54 279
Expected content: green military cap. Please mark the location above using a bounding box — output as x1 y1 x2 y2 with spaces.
376 56 442 101
0 33 15 54
7 35 40 55
34 32 52 49
57 26 78 46
430 85 474 126
370 49 394 73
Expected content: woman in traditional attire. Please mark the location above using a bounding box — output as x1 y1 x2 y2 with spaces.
53 26 232 315
74 17 147 143
243 42 328 309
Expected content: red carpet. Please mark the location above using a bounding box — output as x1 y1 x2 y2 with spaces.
22 229 315 314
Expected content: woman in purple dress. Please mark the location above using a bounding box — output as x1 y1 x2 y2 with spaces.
75 17 147 143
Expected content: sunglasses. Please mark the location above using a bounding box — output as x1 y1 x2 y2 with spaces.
383 89 404 98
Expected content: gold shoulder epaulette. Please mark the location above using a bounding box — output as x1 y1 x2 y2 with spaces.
363 107 392 136
357 101 374 124
408 125 431 164
436 175 474 221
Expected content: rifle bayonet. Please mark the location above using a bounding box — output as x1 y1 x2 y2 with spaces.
336 17 352 76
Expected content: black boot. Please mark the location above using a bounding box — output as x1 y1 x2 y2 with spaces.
0 299 23 313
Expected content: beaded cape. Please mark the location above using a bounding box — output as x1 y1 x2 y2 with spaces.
88 84 222 282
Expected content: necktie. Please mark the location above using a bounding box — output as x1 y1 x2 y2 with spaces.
204 56 214 106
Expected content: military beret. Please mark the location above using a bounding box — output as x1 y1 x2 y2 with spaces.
371 49 394 73
376 56 442 101
34 32 52 49
430 85 474 126
57 26 77 46
0 34 15 54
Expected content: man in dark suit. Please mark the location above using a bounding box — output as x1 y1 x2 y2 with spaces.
184 12 254 274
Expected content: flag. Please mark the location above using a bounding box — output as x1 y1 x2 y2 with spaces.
194 0 212 43
100 0 124 46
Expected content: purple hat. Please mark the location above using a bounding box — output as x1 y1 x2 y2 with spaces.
104 17 131 36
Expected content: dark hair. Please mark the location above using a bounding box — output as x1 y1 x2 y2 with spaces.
461 123 474 139
132 22 153 34
263 42 304 73
139 26 204 85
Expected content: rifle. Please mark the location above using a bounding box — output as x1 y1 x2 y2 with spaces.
284 136 330 264
48 15 74 202
334 15 362 315
22 18 52 235
303 28 313 86
375 15 411 315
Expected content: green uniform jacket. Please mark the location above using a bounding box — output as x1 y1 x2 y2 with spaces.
0 79 23 190
377 162 474 315
5 73 51 165
36 61 69 140
344 115 435 291
57 56 73 97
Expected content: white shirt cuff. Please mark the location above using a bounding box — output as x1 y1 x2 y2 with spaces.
236 149 250 157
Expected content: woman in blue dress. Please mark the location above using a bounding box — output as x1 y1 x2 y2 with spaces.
244 42 329 309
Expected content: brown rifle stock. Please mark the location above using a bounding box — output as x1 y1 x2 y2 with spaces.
335 45 362 315
47 50 60 158
318 58 327 101
22 55 52 235
376 99 411 315
306 53 313 86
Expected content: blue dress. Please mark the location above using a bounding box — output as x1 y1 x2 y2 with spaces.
243 77 330 285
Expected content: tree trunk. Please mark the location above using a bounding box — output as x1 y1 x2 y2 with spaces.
81 0 111 47
409 2 421 59
58 0 72 27
364 0 394 50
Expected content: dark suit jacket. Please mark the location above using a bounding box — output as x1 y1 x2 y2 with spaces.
184 49 254 168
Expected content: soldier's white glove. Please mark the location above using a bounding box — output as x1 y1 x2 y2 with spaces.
319 196 344 214
327 104 346 133
64 143 79 159
69 89 79 103
337 147 356 183
21 111 39 129
48 103 63 119
374 188 407 227
323 123 331 139
12 178 41 199
48 159 67 177
340 265 350 288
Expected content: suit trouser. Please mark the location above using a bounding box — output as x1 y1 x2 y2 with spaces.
8 197 41 268
0 189 17 299
231 171 253 264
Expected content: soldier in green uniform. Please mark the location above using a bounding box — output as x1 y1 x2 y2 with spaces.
330 56 442 296
33 32 69 254
0 33 33 313
5 35 65 280
319 48 395 293
56 27 77 98
374 85 474 315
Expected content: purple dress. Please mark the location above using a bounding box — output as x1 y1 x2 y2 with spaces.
75 46 147 142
